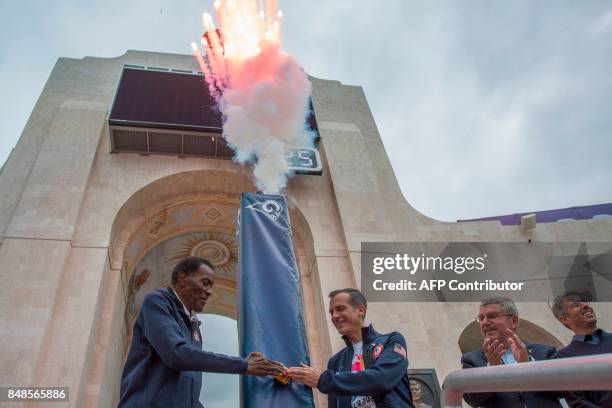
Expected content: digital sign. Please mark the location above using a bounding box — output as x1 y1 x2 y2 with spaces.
287 148 322 175
109 66 323 175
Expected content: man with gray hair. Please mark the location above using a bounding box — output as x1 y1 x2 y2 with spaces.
460 297 562 407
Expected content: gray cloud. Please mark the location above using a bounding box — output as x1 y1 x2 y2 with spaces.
2 1 610 221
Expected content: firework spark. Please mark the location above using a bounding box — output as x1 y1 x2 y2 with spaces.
192 0 314 194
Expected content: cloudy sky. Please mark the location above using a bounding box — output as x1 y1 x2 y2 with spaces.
1 1 611 406
198 314 240 407
2 1 611 222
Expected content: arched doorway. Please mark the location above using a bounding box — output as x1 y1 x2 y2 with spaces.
97 170 320 406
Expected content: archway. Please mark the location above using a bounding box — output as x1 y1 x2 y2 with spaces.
97 170 320 406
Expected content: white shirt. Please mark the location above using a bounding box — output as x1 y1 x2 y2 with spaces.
350 342 377 408
171 287 192 317
170 288 201 343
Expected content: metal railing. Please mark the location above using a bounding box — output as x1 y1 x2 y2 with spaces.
442 353 612 407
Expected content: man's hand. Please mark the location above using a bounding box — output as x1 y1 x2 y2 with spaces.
246 352 287 376
483 337 506 365
287 363 321 389
507 329 529 363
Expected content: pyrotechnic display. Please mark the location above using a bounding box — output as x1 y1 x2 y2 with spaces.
191 0 313 194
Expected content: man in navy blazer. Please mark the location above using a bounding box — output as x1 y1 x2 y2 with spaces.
118 256 285 407
461 297 562 408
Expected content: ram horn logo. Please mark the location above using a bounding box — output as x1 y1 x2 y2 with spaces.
246 199 283 221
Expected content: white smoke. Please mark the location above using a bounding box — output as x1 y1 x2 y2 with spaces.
193 1 314 194
221 45 313 193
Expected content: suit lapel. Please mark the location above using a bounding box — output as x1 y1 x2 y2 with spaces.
480 348 488 364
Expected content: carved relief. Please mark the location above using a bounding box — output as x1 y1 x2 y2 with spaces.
125 268 151 328
148 210 167 235
168 231 238 277
201 207 223 222
111 191 241 270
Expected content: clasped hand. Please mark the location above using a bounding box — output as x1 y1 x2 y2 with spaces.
246 355 321 389
246 352 287 376
287 364 321 388
484 329 529 365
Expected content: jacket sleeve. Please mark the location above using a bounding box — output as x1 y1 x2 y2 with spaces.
142 292 248 374
317 332 408 396
461 353 495 408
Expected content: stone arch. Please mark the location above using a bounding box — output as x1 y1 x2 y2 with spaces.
458 319 564 354
100 169 321 403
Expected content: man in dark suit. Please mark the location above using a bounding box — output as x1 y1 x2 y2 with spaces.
461 297 562 408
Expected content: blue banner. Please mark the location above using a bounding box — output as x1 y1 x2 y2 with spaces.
238 193 315 408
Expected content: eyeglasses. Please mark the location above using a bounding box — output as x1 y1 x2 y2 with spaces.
475 313 515 323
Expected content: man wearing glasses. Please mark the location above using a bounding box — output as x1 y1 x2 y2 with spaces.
552 291 612 407
461 297 562 407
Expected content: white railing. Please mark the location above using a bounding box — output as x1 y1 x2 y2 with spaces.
441 353 612 407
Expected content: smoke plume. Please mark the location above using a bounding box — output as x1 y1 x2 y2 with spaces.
192 0 313 193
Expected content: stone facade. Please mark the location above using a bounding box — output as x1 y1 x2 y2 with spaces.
0 50 611 407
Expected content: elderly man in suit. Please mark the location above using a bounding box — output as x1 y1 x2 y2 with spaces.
118 256 285 407
461 297 562 408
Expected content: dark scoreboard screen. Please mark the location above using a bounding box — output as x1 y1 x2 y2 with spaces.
109 66 322 174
